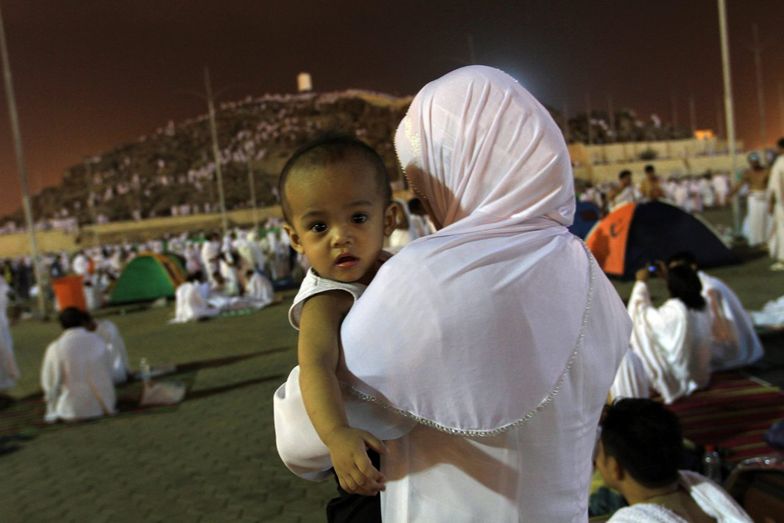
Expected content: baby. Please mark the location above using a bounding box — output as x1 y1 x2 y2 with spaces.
280 135 397 495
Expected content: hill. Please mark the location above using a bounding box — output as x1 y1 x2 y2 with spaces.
3 90 411 229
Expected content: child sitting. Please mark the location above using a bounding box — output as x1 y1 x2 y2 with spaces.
280 135 397 504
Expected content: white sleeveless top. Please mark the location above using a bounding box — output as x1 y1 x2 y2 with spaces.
287 268 366 330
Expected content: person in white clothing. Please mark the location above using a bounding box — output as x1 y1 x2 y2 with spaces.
610 349 651 400
274 65 631 522
768 138 784 270
610 170 641 210
172 273 219 323
278 134 397 512
732 152 770 247
0 277 19 391
595 398 751 522
87 314 131 384
41 308 116 423
628 264 712 404
667 252 764 371
245 270 275 308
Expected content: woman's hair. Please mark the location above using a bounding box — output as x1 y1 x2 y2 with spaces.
601 398 683 488
278 133 391 223
666 264 706 311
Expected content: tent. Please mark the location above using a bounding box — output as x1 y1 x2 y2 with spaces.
585 201 738 279
568 200 602 239
109 253 186 304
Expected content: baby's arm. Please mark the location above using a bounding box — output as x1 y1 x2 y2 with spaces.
297 290 386 494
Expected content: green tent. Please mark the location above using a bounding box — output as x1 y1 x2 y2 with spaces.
109 253 185 304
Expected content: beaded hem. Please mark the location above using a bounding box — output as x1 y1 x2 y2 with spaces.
344 241 597 437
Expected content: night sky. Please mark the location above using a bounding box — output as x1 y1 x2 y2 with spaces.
1 0 783 216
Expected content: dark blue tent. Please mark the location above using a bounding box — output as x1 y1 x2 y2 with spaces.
568 200 602 239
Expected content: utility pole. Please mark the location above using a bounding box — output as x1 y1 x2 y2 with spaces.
718 0 740 234
607 95 616 142
585 93 593 145
749 24 767 147
204 66 228 235
466 33 476 65
779 81 784 137
245 155 259 231
0 5 46 318
689 95 697 136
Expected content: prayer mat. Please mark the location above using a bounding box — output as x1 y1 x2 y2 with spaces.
666 371 784 464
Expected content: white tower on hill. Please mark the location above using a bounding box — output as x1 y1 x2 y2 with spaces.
297 72 312 93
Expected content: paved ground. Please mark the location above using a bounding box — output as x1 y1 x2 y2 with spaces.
1 208 783 522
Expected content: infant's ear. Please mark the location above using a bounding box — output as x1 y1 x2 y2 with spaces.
282 224 304 254
383 203 398 236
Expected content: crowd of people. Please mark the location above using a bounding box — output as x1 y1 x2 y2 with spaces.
3 65 781 521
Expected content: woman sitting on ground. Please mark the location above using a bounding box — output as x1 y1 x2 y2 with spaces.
628 263 712 403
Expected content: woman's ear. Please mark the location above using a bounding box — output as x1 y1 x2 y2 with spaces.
383 203 398 236
282 224 304 254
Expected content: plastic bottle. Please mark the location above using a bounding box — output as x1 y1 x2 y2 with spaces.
703 444 722 483
139 357 151 384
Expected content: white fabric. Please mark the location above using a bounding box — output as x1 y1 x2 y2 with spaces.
608 471 751 522
274 365 416 480
769 156 784 261
610 348 651 399
95 319 130 384
172 282 219 323
611 186 641 210
287 268 366 330
0 278 19 390
628 281 712 404
751 294 784 328
246 272 275 308
745 190 769 246
341 65 626 520
41 327 116 422
698 271 764 370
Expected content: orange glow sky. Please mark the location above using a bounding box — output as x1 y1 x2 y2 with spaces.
1 0 783 217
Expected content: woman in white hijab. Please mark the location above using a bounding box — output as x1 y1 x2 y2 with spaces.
275 66 631 521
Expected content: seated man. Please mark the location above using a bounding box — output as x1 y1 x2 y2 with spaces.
41 307 116 423
595 398 751 522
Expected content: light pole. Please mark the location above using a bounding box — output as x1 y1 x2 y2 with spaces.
717 0 740 235
0 4 46 318
204 66 228 235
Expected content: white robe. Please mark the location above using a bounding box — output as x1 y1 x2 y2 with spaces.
627 281 712 404
246 273 275 308
95 319 131 384
0 279 19 390
745 190 769 246
769 156 784 261
698 271 764 371
610 348 651 399
276 65 632 522
172 282 219 323
41 327 116 422
608 471 751 522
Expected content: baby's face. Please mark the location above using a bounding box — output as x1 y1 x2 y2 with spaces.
283 157 395 283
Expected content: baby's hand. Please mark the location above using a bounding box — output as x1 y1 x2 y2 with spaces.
325 427 387 495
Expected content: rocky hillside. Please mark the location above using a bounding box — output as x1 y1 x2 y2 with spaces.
9 90 411 228
2 88 690 230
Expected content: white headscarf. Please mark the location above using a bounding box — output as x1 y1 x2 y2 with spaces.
340 66 623 434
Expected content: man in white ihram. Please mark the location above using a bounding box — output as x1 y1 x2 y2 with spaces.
41 307 116 423
0 277 20 391
769 138 784 271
